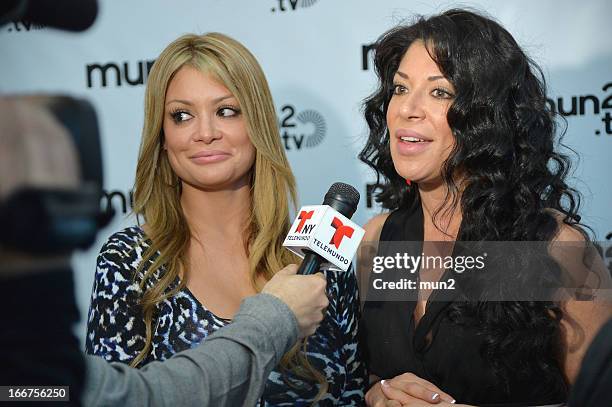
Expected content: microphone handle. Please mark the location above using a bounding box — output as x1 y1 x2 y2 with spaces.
297 250 325 275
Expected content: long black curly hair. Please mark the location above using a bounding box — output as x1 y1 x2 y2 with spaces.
360 8 588 396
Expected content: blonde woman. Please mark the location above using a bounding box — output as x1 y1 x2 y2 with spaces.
85 33 366 405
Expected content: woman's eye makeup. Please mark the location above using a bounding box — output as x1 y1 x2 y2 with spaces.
167 104 242 123
392 83 407 95
431 87 455 99
169 109 192 124
217 105 241 117
391 82 455 100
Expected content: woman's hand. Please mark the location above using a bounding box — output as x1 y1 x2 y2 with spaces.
378 373 456 405
365 381 402 407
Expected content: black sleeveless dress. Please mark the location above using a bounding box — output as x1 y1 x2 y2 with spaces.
360 204 567 406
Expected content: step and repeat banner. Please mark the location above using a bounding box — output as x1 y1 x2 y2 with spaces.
1 0 611 342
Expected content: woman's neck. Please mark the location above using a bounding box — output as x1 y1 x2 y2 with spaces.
418 180 462 239
180 180 252 244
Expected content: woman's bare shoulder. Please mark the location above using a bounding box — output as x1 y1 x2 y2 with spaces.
363 213 390 243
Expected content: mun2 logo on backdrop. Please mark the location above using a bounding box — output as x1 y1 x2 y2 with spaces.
270 0 319 13
361 43 376 71
86 60 156 88
278 104 327 151
548 81 612 136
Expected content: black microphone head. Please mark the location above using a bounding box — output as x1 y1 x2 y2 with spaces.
1 0 99 32
323 182 360 219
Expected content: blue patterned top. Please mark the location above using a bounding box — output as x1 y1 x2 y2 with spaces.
85 226 366 406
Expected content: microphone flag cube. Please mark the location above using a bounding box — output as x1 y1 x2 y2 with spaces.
283 205 365 271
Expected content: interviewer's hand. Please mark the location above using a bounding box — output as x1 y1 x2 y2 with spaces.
262 264 328 338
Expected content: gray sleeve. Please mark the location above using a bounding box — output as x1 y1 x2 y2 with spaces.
82 293 298 407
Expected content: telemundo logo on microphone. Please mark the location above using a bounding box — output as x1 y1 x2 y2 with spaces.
283 205 365 271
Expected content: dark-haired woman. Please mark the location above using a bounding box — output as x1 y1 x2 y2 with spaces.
358 9 612 407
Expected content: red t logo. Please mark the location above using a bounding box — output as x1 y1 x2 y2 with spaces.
330 217 354 249
295 210 314 233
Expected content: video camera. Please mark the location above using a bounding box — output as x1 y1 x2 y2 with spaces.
0 0 109 255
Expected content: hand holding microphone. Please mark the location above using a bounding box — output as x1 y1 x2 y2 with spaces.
262 264 329 338
275 182 364 338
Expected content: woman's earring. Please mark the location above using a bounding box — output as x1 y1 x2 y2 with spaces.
406 179 412 186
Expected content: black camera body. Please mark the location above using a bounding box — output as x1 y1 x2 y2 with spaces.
0 97 111 254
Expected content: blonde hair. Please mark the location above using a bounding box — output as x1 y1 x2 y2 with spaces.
131 33 327 398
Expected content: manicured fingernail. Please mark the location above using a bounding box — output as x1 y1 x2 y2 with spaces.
451 400 456 404
432 393 440 401
380 379 388 387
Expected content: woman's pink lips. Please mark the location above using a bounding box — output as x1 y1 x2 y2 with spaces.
394 129 432 155
190 150 231 164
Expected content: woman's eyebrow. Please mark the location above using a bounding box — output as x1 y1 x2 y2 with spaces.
165 94 234 106
394 71 445 82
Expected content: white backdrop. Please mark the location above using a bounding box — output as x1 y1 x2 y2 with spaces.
1 0 610 343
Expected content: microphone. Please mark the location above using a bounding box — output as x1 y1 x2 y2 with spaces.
283 182 364 275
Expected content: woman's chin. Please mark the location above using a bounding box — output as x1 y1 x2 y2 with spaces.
395 167 425 184
395 170 445 188
182 177 243 192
